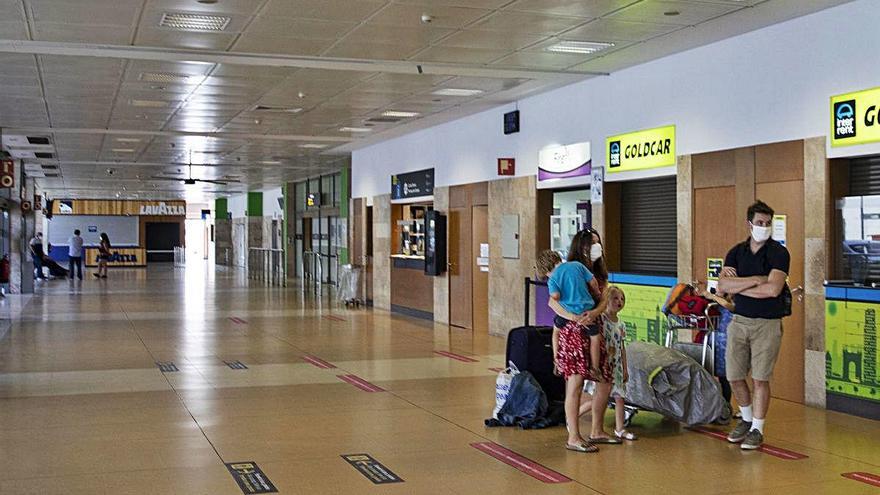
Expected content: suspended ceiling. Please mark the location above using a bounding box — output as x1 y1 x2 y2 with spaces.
0 0 853 200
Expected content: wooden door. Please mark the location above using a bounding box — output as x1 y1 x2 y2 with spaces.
472 206 489 334
756 181 805 403
693 186 738 287
448 207 473 328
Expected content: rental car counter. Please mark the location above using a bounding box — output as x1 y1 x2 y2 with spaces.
824 284 880 420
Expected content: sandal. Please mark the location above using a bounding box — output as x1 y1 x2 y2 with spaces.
565 442 599 453
589 436 622 444
615 429 638 441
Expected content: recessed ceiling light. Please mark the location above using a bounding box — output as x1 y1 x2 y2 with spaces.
261 161 282 165
431 88 484 97
115 138 141 143
159 12 231 32
299 144 328 149
546 41 615 55
130 99 168 108
112 149 136 153
381 110 420 118
664 10 680 16
339 127 372 133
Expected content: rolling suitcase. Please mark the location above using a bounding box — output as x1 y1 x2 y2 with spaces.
505 325 565 402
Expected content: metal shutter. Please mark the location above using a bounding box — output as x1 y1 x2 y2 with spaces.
850 156 880 196
620 176 677 275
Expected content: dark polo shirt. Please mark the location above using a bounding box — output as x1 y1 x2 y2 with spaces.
724 238 790 319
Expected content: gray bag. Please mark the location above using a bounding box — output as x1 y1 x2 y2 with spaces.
625 342 728 426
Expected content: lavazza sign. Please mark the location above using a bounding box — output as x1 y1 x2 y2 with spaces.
139 202 185 216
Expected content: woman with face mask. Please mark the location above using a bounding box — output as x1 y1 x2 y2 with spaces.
568 228 609 293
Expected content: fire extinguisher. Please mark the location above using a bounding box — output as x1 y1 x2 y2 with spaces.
0 255 9 284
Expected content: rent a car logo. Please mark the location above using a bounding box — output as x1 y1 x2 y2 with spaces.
609 141 621 167
835 99 857 139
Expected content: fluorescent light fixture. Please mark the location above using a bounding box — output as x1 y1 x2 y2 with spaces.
159 12 231 32
381 110 420 118
431 88 484 97
546 41 614 54
130 99 168 108
299 144 328 149
115 138 141 143
261 161 282 165
339 127 372 133
140 72 205 84
112 148 136 153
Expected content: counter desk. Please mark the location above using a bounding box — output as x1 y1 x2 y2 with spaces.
390 255 434 320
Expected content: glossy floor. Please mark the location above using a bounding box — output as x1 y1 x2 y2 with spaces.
0 264 877 494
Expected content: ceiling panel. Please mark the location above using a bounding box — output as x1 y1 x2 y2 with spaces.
368 4 492 29
608 0 741 26
145 0 266 15
472 11 590 35
324 40 425 60
397 0 511 8
439 29 548 51
261 0 387 23
562 17 682 42
32 23 132 44
507 0 639 17
244 16 356 40
413 45 510 64
30 0 142 25
135 29 237 50
0 21 27 39
233 35 335 56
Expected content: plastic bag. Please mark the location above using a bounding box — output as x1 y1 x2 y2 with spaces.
492 362 519 419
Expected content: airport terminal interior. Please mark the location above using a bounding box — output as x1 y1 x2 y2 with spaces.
1 0 879 494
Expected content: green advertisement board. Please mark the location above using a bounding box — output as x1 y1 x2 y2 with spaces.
826 298 880 402
615 283 670 346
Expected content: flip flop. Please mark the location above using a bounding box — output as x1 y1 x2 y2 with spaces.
565 442 599 453
589 436 623 444
615 429 638 441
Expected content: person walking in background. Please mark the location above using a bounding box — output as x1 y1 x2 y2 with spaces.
29 232 46 280
94 233 111 279
68 229 84 280
718 201 790 450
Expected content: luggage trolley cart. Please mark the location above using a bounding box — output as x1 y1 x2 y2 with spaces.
337 264 364 307
664 303 721 375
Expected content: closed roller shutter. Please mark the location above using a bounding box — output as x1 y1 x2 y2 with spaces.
850 156 880 196
620 176 677 275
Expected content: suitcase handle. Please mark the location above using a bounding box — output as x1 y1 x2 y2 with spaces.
524 277 548 327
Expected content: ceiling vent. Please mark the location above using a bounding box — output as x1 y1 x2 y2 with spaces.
26 136 51 145
159 12 231 32
252 105 302 113
34 152 54 159
366 117 402 123
43 173 59 178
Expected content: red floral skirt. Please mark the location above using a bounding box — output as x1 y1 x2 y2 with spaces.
557 319 611 382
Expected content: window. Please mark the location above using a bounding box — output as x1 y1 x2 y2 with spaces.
620 176 677 275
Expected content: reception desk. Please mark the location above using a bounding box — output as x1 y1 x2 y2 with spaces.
390 255 433 320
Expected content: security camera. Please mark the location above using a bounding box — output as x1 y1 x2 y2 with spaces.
420 14 433 24
106 168 115 175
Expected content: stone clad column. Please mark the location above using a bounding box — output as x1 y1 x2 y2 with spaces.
432 186 450 325
372 194 391 310
803 136 828 408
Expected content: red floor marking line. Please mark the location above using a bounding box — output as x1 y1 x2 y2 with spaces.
302 355 336 369
323 315 346 322
470 442 570 484
337 374 385 392
842 472 880 488
433 351 479 363
692 427 808 460
228 317 248 324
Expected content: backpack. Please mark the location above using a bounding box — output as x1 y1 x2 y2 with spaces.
662 283 693 316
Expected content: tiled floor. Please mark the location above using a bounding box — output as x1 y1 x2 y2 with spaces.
0 263 878 494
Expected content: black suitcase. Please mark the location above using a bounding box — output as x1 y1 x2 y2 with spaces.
505 325 565 402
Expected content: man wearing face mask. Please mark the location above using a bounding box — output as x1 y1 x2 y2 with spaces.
717 201 790 450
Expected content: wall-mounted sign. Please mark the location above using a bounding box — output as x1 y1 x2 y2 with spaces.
773 214 787 246
52 199 186 216
391 168 434 200
88 226 97 233
503 110 520 135
85 247 146 267
0 159 13 188
707 257 723 292
497 158 515 176
591 167 604 204
831 86 880 147
538 141 591 186
606 125 676 173
306 193 320 207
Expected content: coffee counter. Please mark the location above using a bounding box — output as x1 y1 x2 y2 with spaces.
390 255 433 319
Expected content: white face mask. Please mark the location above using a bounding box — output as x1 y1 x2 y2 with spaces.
589 243 603 262
751 223 771 243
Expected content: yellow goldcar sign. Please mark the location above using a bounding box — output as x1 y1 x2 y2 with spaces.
606 125 676 173
831 86 880 147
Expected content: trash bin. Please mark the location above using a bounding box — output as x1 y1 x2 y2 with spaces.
337 264 363 307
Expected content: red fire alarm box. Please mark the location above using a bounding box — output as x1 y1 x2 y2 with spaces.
497 158 515 176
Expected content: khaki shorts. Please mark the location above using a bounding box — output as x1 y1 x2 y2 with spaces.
725 314 783 382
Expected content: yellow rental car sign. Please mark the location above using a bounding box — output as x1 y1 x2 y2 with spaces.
831 86 880 147
606 125 676 173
